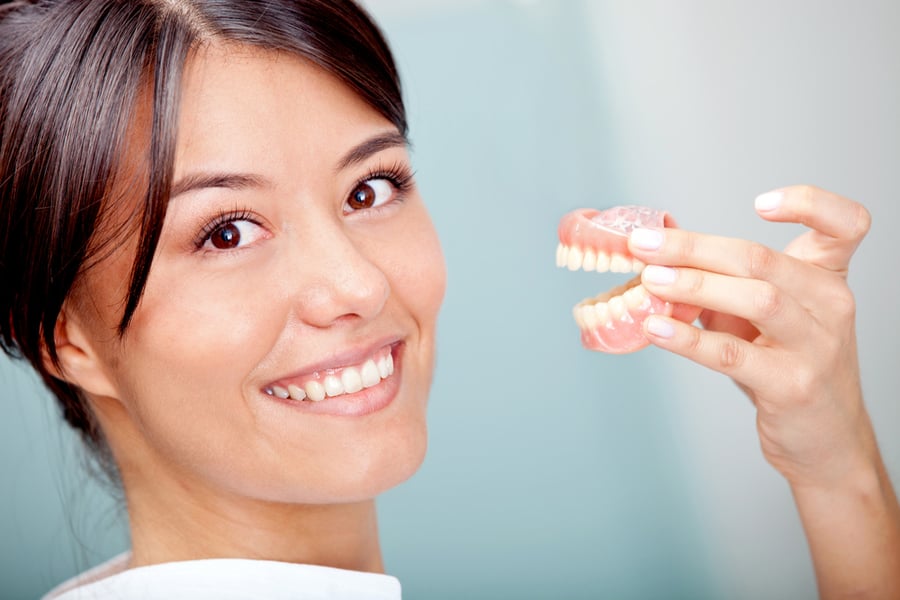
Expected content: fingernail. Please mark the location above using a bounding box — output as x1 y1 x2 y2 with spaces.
754 191 783 212
646 316 675 339
642 265 677 285
630 228 663 250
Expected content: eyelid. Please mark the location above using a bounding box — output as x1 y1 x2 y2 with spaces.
194 208 267 251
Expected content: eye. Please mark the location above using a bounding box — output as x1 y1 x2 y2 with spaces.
201 218 266 251
346 178 395 212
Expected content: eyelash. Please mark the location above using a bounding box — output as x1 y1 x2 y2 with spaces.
353 161 416 202
194 208 258 250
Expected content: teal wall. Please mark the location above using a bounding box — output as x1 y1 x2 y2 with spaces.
3 1 899 598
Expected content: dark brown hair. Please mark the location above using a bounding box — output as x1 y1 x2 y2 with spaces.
0 0 406 459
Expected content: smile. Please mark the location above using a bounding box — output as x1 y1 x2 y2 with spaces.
264 344 396 402
557 206 676 353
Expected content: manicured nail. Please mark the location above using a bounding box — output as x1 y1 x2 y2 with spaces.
754 191 783 212
630 228 663 250
642 265 677 285
645 316 675 339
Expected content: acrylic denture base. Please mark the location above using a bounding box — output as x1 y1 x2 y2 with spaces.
557 206 675 353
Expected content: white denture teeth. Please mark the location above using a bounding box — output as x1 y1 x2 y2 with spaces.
287 384 307 401
558 244 631 274
566 246 583 271
622 286 644 309
632 259 646 273
608 296 628 320
582 248 597 271
272 385 290 400
609 253 632 273
556 243 567 268
594 302 610 324
377 356 390 379
581 304 599 329
572 305 586 329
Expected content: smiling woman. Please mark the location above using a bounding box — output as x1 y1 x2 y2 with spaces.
0 0 443 597
2 1 900 599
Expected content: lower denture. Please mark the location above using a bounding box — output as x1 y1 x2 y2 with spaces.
558 205 689 354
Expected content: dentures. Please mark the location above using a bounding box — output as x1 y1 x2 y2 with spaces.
557 206 677 353
265 346 394 402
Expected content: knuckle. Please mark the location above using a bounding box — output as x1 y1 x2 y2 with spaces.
849 203 872 241
718 338 745 370
830 285 857 319
796 184 817 214
787 365 817 403
683 269 704 295
753 282 783 320
672 231 696 263
746 243 777 280
685 325 704 354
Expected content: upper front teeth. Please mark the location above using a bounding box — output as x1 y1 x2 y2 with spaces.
268 352 395 402
556 243 643 274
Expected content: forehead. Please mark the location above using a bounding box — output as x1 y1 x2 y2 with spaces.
174 44 393 177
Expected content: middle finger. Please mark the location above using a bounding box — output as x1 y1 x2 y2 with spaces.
640 265 813 343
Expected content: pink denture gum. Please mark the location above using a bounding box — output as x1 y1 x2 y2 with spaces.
557 205 697 354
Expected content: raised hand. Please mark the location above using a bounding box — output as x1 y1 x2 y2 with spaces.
626 186 899 598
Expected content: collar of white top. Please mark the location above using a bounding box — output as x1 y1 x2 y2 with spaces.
43 552 402 600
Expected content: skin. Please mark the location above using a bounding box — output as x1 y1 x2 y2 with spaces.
628 186 900 599
54 44 446 571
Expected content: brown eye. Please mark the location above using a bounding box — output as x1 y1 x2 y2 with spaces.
211 223 241 249
348 182 377 210
346 178 394 213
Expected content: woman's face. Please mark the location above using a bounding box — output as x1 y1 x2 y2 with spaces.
73 45 446 504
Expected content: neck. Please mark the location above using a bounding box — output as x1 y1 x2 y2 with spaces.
122 470 384 573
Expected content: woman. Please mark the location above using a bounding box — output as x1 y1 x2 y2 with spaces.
0 0 896 598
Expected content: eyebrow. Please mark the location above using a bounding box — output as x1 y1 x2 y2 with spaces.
170 172 268 200
336 131 409 171
169 131 408 199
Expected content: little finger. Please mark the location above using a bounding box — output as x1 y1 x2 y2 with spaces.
755 185 871 272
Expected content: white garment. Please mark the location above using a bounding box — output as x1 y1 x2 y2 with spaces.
43 553 402 599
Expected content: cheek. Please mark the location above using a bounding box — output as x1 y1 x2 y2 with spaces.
384 202 447 325
113 264 284 459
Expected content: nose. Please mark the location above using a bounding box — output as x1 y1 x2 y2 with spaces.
289 225 390 329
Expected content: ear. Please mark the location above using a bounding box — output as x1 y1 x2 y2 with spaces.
44 308 120 399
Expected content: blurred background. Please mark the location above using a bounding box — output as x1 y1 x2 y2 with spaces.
3 1 899 598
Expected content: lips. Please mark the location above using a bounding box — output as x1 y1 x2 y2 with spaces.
557 206 698 353
262 340 402 415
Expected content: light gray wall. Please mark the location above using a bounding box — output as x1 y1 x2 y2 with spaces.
2 1 898 598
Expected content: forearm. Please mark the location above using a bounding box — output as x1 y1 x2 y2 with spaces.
792 446 900 599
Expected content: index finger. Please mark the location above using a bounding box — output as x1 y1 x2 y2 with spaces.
754 185 871 244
